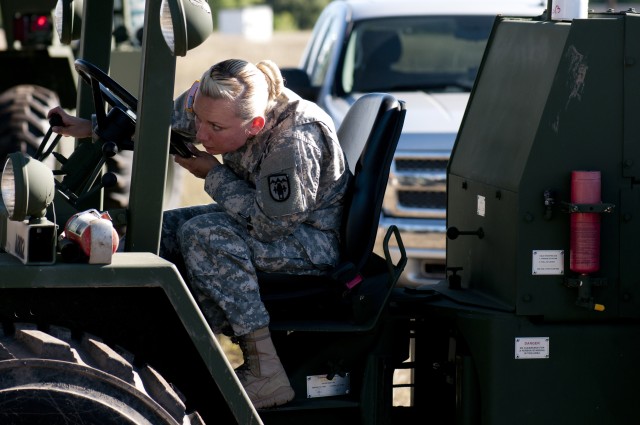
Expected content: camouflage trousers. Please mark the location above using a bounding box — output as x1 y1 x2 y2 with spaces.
160 204 322 337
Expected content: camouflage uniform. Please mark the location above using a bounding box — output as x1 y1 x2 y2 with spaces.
160 87 350 337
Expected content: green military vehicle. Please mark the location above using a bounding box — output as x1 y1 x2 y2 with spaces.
0 0 77 164
0 0 182 211
0 0 408 423
2 0 640 424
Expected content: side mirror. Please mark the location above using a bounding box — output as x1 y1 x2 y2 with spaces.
281 68 319 101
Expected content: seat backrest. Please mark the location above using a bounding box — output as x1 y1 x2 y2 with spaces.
337 93 406 271
258 94 405 326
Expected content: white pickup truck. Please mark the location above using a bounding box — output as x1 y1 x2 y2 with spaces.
281 0 545 286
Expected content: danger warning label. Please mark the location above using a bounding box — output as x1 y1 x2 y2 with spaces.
515 337 550 359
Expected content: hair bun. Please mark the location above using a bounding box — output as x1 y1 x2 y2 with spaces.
256 60 283 100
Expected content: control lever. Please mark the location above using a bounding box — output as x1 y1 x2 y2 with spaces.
446 227 484 240
36 113 64 161
73 172 118 207
102 141 119 158
76 141 119 199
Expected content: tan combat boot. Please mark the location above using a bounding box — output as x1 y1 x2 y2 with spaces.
236 327 295 409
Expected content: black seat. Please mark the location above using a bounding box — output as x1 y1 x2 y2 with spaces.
258 93 407 331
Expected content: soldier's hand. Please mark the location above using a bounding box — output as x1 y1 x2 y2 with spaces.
48 106 93 138
174 145 220 179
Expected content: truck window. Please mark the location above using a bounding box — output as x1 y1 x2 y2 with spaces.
309 15 343 87
343 15 495 93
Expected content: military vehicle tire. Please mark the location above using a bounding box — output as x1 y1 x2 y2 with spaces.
0 84 59 167
0 323 204 425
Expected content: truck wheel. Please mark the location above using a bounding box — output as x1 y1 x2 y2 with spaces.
0 85 59 168
0 323 204 425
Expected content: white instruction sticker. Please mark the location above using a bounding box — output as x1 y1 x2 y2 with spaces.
532 250 564 275
515 337 549 359
306 373 350 398
477 195 486 217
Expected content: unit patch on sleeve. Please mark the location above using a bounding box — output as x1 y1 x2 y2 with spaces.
258 149 304 217
269 174 290 202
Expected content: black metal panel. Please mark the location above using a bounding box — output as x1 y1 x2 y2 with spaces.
450 19 569 192
408 300 640 424
623 14 640 180
457 310 640 425
446 175 519 309
619 186 640 318
448 15 629 320
517 17 624 319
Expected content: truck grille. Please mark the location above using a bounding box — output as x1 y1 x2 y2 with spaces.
395 158 448 171
383 154 448 219
397 191 446 209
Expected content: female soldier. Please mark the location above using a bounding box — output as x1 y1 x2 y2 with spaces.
49 59 350 409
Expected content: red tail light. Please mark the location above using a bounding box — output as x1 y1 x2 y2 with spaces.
13 14 53 46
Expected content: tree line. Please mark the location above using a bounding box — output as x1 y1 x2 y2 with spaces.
213 0 332 30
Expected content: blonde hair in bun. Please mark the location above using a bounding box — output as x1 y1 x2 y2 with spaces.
199 58 284 122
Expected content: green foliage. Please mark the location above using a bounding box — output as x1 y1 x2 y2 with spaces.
266 0 332 29
209 0 331 31
273 11 298 31
209 0 263 28
210 0 332 30
215 0 263 9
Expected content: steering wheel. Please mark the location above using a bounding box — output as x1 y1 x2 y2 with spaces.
74 59 138 149
75 59 138 110
74 59 193 157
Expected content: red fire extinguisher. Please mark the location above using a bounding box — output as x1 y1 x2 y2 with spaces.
569 171 600 274
63 209 119 264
